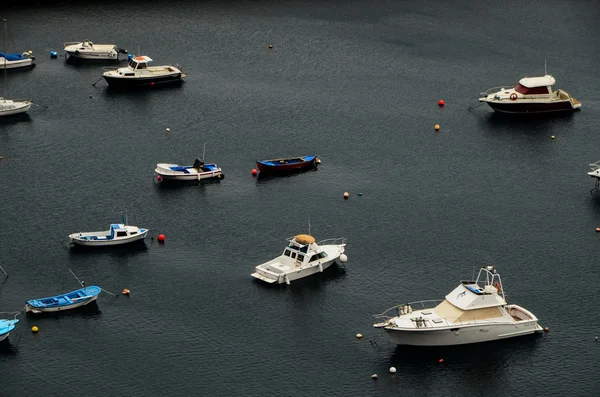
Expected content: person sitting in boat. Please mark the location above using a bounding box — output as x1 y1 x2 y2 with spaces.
193 158 205 171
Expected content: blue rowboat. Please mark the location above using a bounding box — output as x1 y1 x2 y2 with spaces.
25 286 102 314
0 312 19 342
256 155 320 173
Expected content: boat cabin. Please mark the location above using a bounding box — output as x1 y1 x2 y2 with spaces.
514 75 555 96
127 56 153 71
281 235 328 265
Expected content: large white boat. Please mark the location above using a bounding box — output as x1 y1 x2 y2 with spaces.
251 234 347 284
64 40 127 60
102 55 183 89
479 74 581 114
373 265 542 346
69 222 148 247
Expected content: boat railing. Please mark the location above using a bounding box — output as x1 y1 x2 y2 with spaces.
373 300 443 325
63 41 82 47
479 85 514 97
0 311 19 321
590 161 600 171
317 237 347 246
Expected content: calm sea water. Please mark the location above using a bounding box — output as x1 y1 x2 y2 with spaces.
1 1 600 395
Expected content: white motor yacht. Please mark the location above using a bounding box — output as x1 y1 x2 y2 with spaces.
373 265 542 346
64 40 127 60
251 234 347 284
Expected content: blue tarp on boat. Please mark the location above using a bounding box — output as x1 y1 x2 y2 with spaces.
0 52 28 61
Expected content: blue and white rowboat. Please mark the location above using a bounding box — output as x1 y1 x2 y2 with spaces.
25 286 102 314
0 312 19 342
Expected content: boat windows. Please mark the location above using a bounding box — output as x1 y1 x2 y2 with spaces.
299 245 309 253
130 231 137 235
116 231 127 237
297 254 305 262
284 249 293 257
309 254 320 262
514 84 549 95
290 252 297 259
318 252 327 258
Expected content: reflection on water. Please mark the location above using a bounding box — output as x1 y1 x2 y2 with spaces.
0 338 19 356
68 241 149 258
256 168 319 183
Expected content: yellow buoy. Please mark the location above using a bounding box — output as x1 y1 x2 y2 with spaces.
356 333 363 339
551 135 555 139
434 124 440 131
31 326 39 333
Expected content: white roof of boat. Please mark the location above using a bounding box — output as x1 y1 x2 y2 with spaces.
132 55 152 63
519 75 555 88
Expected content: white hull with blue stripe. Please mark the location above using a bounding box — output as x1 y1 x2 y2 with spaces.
155 159 224 182
25 286 102 314
69 223 148 247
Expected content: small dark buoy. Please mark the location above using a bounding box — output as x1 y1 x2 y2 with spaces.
89 95 92 99
50 51 58 58
543 327 550 332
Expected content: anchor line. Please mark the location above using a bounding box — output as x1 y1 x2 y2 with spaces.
468 102 486 110
100 288 117 296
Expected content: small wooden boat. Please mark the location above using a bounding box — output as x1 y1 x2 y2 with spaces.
0 312 19 342
102 55 183 89
25 286 101 314
64 40 127 60
155 158 224 182
256 155 320 173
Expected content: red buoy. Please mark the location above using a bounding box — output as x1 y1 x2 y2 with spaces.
438 100 445 106
543 327 550 332
251 169 258 176
157 234 165 242
438 358 444 363
595 228 600 233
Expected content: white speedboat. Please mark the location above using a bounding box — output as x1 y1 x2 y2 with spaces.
479 74 581 114
69 222 148 247
155 158 224 182
0 97 31 117
373 265 542 346
102 55 183 89
251 234 347 284
0 312 19 343
64 40 127 60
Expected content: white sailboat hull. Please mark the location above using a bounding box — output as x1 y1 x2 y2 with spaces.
25 295 98 314
0 58 33 69
0 100 31 116
382 320 541 346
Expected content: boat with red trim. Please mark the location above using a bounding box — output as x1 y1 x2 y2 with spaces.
478 74 581 114
256 155 320 173
102 55 183 89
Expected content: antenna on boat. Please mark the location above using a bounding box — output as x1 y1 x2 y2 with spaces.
68 268 86 289
308 216 311 236
0 263 8 278
3 19 7 102
544 57 547 75
202 142 206 161
122 209 128 225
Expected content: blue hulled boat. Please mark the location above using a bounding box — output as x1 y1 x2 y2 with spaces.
256 155 320 173
0 312 19 342
25 286 102 314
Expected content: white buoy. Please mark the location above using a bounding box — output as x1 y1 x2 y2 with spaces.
166 128 171 132
339 253 348 263
389 367 397 374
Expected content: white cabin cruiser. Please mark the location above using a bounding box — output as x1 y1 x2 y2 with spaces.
155 158 224 182
251 234 347 284
373 265 542 346
102 55 183 89
64 40 127 60
69 223 148 247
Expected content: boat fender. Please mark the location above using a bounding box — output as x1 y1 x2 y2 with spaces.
493 281 502 292
74 50 79 55
510 93 518 101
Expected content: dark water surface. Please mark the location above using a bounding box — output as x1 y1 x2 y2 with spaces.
1 1 600 395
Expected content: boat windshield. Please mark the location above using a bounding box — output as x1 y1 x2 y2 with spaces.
128 60 147 70
514 84 549 95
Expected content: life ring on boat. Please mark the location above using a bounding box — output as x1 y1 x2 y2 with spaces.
493 281 502 292
509 93 518 101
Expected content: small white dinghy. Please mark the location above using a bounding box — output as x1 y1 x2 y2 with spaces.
64 40 127 60
69 218 148 247
0 97 31 117
251 234 347 284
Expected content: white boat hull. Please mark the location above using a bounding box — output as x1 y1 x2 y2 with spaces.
0 333 9 342
0 58 33 69
382 320 541 346
25 295 98 314
0 101 31 116
65 51 118 60
70 229 148 247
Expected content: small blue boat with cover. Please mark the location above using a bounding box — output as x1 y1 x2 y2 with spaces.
25 286 101 314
